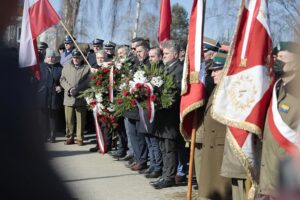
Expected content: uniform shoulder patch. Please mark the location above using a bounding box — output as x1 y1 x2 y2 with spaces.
279 104 290 113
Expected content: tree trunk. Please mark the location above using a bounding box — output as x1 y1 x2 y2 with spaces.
133 0 141 39
63 0 81 35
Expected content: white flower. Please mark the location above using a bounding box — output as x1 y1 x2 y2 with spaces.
107 104 115 112
116 62 122 70
151 76 164 87
95 93 103 103
119 82 127 90
121 74 125 78
85 96 94 104
133 70 147 83
102 62 109 68
129 81 135 88
96 103 104 114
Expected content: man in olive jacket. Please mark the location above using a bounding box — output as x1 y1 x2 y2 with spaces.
60 50 90 146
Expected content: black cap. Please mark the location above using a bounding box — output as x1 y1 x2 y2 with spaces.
92 38 104 46
72 50 81 57
203 37 220 52
208 52 227 71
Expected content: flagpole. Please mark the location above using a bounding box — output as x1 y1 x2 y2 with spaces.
186 111 198 200
59 21 92 69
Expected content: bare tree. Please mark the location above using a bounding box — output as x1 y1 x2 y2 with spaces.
63 0 81 35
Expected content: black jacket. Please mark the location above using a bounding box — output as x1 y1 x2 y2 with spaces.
152 59 183 139
36 62 63 110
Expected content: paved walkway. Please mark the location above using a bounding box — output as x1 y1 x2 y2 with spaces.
46 134 197 200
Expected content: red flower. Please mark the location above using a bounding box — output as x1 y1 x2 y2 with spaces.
130 98 136 106
98 74 103 79
91 75 96 80
113 70 118 74
117 99 123 104
96 80 102 86
103 68 109 73
122 90 129 96
89 101 97 107
151 95 157 102
135 83 142 88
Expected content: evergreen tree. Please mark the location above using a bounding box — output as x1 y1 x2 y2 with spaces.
171 3 189 42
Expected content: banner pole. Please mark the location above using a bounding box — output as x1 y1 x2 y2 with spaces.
59 21 92 69
186 110 198 200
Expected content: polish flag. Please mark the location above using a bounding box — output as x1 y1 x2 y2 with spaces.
19 0 60 79
158 0 172 45
180 0 206 140
211 0 274 197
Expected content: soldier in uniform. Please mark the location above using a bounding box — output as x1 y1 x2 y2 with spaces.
60 50 91 146
194 38 220 191
37 42 48 64
197 53 232 200
60 35 76 67
104 41 116 60
87 38 104 68
256 42 299 199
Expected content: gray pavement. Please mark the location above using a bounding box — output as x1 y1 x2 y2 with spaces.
46 135 197 200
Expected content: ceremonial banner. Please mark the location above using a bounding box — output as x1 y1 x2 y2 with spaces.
158 0 172 44
19 0 60 79
211 0 274 197
180 0 206 140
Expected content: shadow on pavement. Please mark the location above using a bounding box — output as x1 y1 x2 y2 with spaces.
63 173 139 182
47 150 92 158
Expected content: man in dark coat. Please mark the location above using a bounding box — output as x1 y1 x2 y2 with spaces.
37 48 64 142
151 40 183 189
87 38 104 68
123 41 150 171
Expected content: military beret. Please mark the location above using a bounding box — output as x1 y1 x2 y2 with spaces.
64 35 75 44
38 42 48 50
208 52 227 70
273 41 298 55
72 49 82 57
104 41 117 49
92 38 104 46
203 37 220 52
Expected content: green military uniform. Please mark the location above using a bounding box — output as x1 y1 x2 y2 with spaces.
221 139 247 200
257 79 300 198
197 89 232 200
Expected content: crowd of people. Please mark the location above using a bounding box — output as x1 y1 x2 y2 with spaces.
34 33 300 200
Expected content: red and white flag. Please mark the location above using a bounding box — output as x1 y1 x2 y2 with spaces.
180 0 206 140
211 0 274 197
158 0 172 45
268 80 300 155
19 0 60 79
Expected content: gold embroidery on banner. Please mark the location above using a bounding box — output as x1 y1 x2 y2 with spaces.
240 58 247 67
179 100 204 141
227 75 258 112
189 72 200 84
227 129 259 200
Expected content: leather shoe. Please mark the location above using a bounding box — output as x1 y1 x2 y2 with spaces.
152 179 175 189
145 171 162 178
119 154 133 161
138 168 153 174
64 139 74 145
175 175 187 184
77 140 84 146
125 162 136 168
149 178 163 185
89 145 99 152
131 163 147 171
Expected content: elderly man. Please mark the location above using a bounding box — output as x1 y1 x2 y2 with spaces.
150 40 183 189
37 48 63 143
256 42 300 199
87 38 104 68
60 50 90 146
197 53 232 200
60 35 76 67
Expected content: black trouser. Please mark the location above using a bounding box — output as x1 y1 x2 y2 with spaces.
117 118 127 155
159 137 177 180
